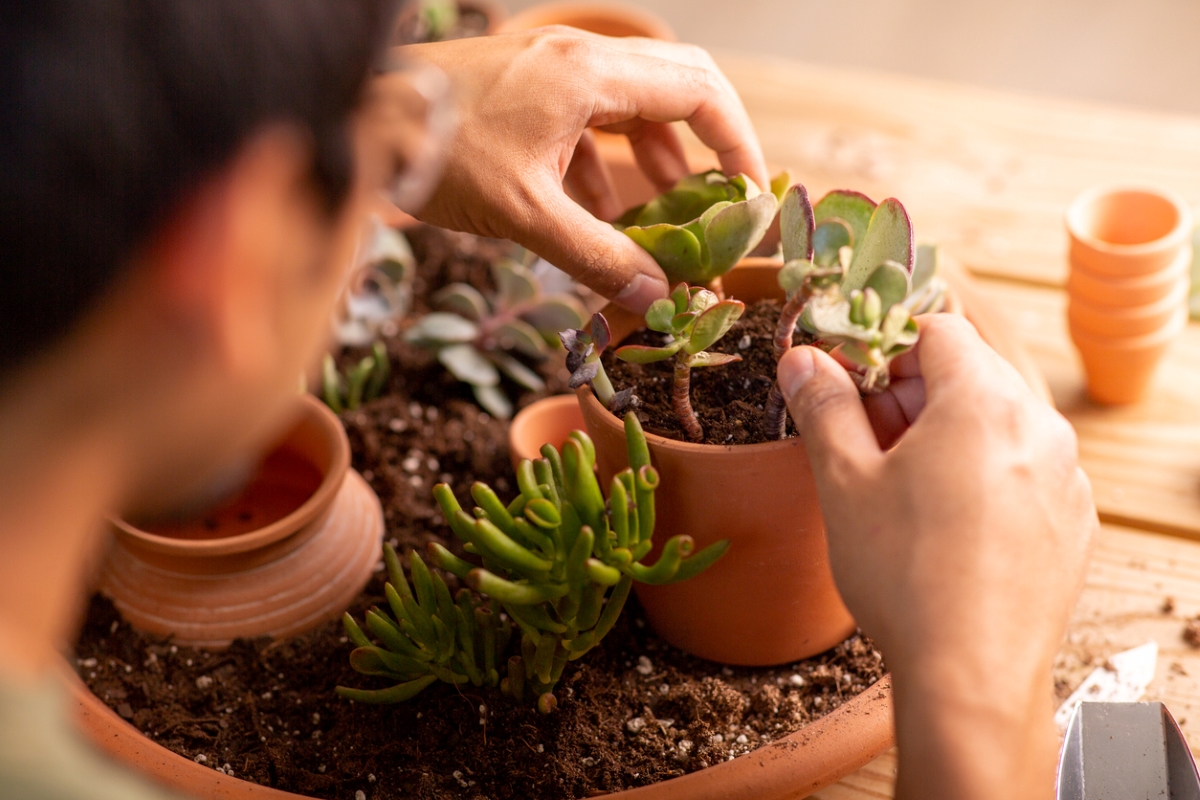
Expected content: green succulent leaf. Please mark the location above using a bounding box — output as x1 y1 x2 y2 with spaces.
472 384 512 419
438 344 499 387
406 313 479 345
780 184 815 263
669 311 697 335
880 305 920 352
645 298 677 333
685 300 745 354
433 283 490 322
615 343 682 364
700 190 778 282
622 224 704 284
495 319 549 358
687 351 742 368
520 296 586 340
778 258 817 296
769 170 794 204
912 243 939 292
813 190 876 250
807 294 875 343
670 283 691 314
845 198 914 292
813 219 854 268
489 351 545 392
864 260 912 316
493 260 540 309
688 287 720 314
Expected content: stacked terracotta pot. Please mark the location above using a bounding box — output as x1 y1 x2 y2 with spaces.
1066 186 1193 405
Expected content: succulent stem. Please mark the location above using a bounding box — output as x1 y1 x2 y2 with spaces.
764 269 840 441
591 359 616 407
673 359 703 442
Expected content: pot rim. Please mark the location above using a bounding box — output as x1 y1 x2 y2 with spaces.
66 658 894 800
1067 243 1191 295
1067 272 1189 319
108 395 351 558
1066 184 1194 258
508 394 586 463
498 1 676 40
1069 305 1188 349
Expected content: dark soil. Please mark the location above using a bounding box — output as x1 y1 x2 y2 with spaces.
73 226 885 799
392 6 492 45
605 299 816 445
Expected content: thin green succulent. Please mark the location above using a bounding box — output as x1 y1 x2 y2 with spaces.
321 341 390 414
405 259 586 419
616 170 791 286
615 284 744 442
337 415 729 712
763 185 947 438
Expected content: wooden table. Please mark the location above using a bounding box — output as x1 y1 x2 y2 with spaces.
681 53 1200 798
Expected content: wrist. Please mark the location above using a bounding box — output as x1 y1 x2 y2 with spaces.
891 649 1059 800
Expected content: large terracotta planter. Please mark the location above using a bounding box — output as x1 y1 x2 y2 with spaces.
498 2 675 40
579 259 1049 667
68 663 893 800
99 395 384 648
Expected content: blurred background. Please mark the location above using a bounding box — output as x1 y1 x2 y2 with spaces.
507 0 1200 114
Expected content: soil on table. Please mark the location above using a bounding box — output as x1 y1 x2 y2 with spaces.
604 298 816 446
74 226 885 800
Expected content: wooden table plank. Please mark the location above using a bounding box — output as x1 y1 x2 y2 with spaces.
710 53 1200 287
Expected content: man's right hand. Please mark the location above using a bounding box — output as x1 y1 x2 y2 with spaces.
779 314 1097 800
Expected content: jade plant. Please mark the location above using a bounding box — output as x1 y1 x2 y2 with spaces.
337 415 729 712
561 312 637 414
616 170 790 287
321 341 390 414
614 284 745 442
405 259 586 419
762 185 946 439
335 216 415 347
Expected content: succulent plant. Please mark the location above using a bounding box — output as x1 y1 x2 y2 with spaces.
321 341 391 414
337 415 729 712
560 313 637 414
762 185 947 439
615 284 744 442
335 216 415 347
416 0 459 41
405 259 586 419
616 170 791 287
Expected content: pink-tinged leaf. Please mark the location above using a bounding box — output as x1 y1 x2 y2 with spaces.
687 351 742 368
845 198 914 291
645 298 677 333
780 184 815 263
812 218 853 267
813 190 876 251
615 343 681 364
670 283 691 314
590 313 611 352
685 300 745 354
669 312 697 335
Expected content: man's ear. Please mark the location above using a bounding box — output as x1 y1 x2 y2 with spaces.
144 126 320 379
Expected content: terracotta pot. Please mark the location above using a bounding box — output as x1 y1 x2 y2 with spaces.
508 394 586 467
99 395 384 648
67 662 894 800
498 2 675 40
1066 185 1193 278
1069 306 1188 406
1066 242 1190 307
1067 273 1189 338
579 259 1049 667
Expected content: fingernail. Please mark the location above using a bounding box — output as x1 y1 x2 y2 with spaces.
778 347 816 400
615 274 669 315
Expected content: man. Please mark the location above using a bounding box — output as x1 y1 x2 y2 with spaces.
0 2 1096 798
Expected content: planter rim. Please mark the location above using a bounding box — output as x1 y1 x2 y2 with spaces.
1067 273 1188 319
498 1 676 40
108 395 350 557
1066 184 1194 257
508 394 587 464
67 658 893 800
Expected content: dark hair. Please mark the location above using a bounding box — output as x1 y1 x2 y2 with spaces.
0 0 397 373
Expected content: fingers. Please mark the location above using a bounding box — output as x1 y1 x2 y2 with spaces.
563 130 623 221
864 377 927 449
584 47 768 190
779 346 882 485
517 177 669 312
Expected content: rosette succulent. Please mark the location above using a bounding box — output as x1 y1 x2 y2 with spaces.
763 185 947 438
337 415 728 712
616 170 791 287
615 284 745 442
405 259 586 418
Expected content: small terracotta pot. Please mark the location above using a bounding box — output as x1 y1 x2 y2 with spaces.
67 661 893 800
1067 273 1189 338
1066 242 1190 307
99 396 384 648
1069 306 1188 406
498 2 675 40
1066 185 1194 278
508 394 586 467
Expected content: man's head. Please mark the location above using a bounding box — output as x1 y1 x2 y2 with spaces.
0 0 397 511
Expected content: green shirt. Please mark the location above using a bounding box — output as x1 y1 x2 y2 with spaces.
0 676 186 800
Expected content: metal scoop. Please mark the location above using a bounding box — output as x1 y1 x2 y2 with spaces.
1057 701 1200 799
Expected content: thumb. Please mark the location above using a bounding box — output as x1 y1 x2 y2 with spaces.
779 346 882 483
517 179 669 314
